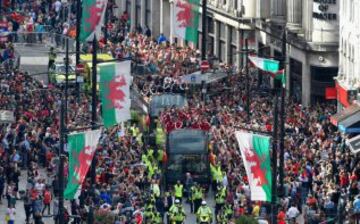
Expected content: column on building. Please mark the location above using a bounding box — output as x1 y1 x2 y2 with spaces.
225 25 231 64
236 29 243 69
213 19 219 57
130 0 136 31
169 0 174 43
287 0 302 30
302 57 311 106
140 0 146 29
151 0 161 37
160 0 171 38
270 0 285 19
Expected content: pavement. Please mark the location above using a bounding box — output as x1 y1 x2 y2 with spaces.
0 170 56 224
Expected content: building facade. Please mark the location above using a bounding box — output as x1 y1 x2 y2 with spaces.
335 0 360 109
115 0 260 70
255 0 339 106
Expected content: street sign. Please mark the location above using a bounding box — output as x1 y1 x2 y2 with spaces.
200 60 210 72
75 64 85 73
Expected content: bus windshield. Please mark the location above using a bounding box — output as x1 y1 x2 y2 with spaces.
167 154 208 177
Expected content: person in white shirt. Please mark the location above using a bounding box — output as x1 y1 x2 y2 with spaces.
286 203 300 220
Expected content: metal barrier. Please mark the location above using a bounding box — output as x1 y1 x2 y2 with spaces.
6 31 76 52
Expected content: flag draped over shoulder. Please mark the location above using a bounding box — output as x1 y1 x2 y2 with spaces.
80 0 108 42
235 131 272 202
173 0 200 44
99 61 132 128
64 129 101 199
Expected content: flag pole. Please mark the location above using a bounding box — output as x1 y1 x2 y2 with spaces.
278 29 286 197
245 38 250 120
201 0 207 60
58 96 66 224
271 89 279 224
65 38 69 124
87 34 98 224
75 0 82 101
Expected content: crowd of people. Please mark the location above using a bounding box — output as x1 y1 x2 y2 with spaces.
0 1 360 224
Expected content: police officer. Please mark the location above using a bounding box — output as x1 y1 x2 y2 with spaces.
144 202 155 222
48 47 56 70
174 180 184 202
169 199 186 224
196 200 212 224
215 184 226 215
193 183 203 214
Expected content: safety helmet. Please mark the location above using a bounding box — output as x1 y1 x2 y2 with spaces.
201 201 207 206
175 199 180 204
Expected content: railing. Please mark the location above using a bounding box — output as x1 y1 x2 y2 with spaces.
4 31 76 52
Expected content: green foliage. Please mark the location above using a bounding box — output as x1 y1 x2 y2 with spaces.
235 215 259 224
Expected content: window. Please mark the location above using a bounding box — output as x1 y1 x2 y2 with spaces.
145 0 151 27
220 23 226 40
231 27 237 45
207 17 214 34
219 40 226 62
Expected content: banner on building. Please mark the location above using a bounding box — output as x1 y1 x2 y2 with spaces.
99 61 132 128
64 129 102 199
173 0 200 44
235 131 272 202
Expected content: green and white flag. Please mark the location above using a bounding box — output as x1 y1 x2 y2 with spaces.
249 56 280 73
173 0 200 44
64 129 101 200
99 61 132 128
235 131 272 202
80 0 108 42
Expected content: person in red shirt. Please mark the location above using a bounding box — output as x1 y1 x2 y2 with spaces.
42 187 52 215
277 210 286 224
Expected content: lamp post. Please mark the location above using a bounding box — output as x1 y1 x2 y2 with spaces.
201 0 207 60
75 0 82 100
271 89 279 224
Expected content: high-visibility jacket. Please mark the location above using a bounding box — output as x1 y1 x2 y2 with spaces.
174 184 183 198
196 205 212 218
49 52 56 61
215 186 226 204
169 204 185 222
193 186 203 200
151 183 160 198
210 164 223 182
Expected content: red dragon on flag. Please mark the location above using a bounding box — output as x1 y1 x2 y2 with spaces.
176 0 193 28
85 2 105 31
244 149 268 186
71 146 95 184
107 75 127 109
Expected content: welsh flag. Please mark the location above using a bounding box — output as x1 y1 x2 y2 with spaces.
64 129 101 199
235 131 272 202
173 0 200 44
248 56 280 73
79 0 108 42
273 69 286 88
99 61 132 128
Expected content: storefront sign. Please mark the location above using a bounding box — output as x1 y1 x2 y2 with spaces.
336 81 349 107
325 87 336 100
313 0 337 20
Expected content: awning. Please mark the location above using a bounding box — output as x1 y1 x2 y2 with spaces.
347 135 360 154
338 111 360 133
330 104 360 126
